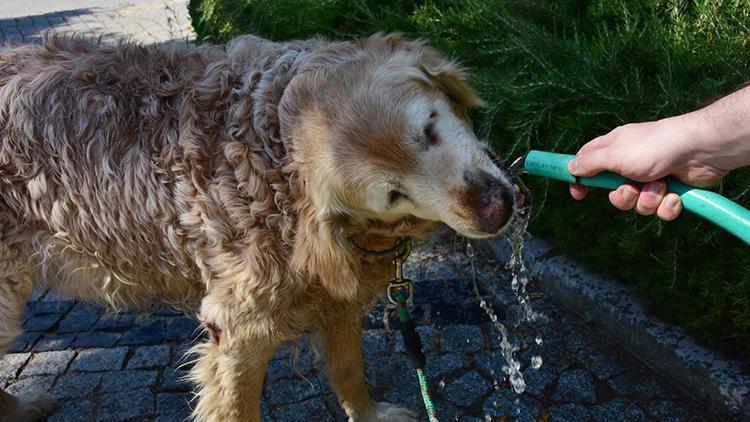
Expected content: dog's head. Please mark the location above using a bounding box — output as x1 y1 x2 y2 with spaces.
290 33 525 239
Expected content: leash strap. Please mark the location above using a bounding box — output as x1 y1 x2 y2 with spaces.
396 294 438 422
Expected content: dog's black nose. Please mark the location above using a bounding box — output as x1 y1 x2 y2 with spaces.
465 170 514 234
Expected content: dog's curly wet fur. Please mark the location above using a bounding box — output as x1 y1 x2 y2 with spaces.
0 33 519 421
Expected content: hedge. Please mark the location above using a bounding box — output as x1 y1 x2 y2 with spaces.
188 0 750 360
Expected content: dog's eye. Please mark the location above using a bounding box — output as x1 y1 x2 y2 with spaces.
388 190 406 204
424 123 439 146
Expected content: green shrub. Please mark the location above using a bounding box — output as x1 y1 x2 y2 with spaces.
189 0 750 359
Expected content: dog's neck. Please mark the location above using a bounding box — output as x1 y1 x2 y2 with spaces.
342 216 437 254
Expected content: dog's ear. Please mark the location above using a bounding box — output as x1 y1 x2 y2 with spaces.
418 46 485 110
292 204 359 300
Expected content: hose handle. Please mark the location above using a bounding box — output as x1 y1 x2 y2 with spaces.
524 150 691 194
521 150 750 245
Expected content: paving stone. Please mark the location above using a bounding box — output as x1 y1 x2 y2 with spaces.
47 399 94 422
72 331 121 348
272 396 332 421
473 352 507 380
267 377 322 406
440 324 485 352
120 319 166 345
57 304 102 334
579 344 628 380
165 316 199 341
27 300 74 315
96 388 155 422
366 355 413 388
607 371 667 402
161 367 191 391
0 353 30 382
591 398 647 421
155 414 190 422
101 370 158 391
6 375 54 397
69 347 127 372
552 369 596 404
53 373 102 398
92 314 134 332
549 403 592 422
23 313 61 331
483 389 542 420
363 330 388 358
156 392 192 416
266 352 314 382
28 287 48 301
646 400 690 421
20 350 75 377
394 324 437 354
8 332 41 352
425 353 465 379
128 344 171 369
40 290 70 302
170 343 193 367
443 370 491 407
522 367 555 396
155 304 184 316
33 333 75 352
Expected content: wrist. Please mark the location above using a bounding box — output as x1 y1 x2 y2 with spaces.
687 87 750 170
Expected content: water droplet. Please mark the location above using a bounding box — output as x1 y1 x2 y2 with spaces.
535 335 543 345
531 355 543 370
439 380 445 389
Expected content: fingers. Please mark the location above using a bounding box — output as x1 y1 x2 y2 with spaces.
568 146 614 178
608 184 639 210
634 181 666 215
656 193 682 221
605 180 683 221
569 183 589 200
568 131 619 177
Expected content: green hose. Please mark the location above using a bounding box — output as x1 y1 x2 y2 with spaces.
522 150 750 246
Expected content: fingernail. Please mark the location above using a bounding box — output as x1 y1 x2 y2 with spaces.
666 195 680 210
568 158 579 173
644 182 664 194
621 187 637 201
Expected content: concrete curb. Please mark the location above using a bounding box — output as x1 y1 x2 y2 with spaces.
482 234 750 419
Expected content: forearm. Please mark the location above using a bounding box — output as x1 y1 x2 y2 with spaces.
688 84 750 170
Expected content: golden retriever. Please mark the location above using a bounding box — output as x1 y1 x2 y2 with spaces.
0 33 523 421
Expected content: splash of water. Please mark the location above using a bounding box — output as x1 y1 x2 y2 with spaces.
531 355 543 370
468 202 547 401
468 242 526 394
505 207 546 323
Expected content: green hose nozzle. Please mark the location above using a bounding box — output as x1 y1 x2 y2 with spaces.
521 150 750 246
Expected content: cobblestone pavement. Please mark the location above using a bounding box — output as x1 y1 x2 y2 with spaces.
0 0 193 45
1 229 724 421
0 2 731 421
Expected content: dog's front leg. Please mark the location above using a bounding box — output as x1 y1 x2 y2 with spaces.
190 319 278 422
322 304 416 422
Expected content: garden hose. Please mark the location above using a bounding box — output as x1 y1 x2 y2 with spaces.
515 150 750 246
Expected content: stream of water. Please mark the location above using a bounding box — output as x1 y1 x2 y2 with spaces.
467 204 545 402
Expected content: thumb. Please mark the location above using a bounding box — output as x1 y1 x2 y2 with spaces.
568 147 613 177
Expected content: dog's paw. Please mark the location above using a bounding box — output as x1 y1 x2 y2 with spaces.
3 391 58 422
355 401 417 422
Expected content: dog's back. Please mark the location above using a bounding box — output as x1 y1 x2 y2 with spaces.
0 35 230 305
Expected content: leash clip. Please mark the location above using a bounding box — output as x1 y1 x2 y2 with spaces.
387 247 414 304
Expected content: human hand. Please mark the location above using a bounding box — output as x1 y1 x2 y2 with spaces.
567 112 731 221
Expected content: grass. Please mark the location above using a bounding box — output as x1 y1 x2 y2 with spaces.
188 0 750 360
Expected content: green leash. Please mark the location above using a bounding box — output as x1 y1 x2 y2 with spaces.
395 294 439 422
385 241 439 422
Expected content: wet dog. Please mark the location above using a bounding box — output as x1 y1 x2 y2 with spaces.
0 33 522 421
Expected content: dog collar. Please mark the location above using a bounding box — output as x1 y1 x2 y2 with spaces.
347 236 412 257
